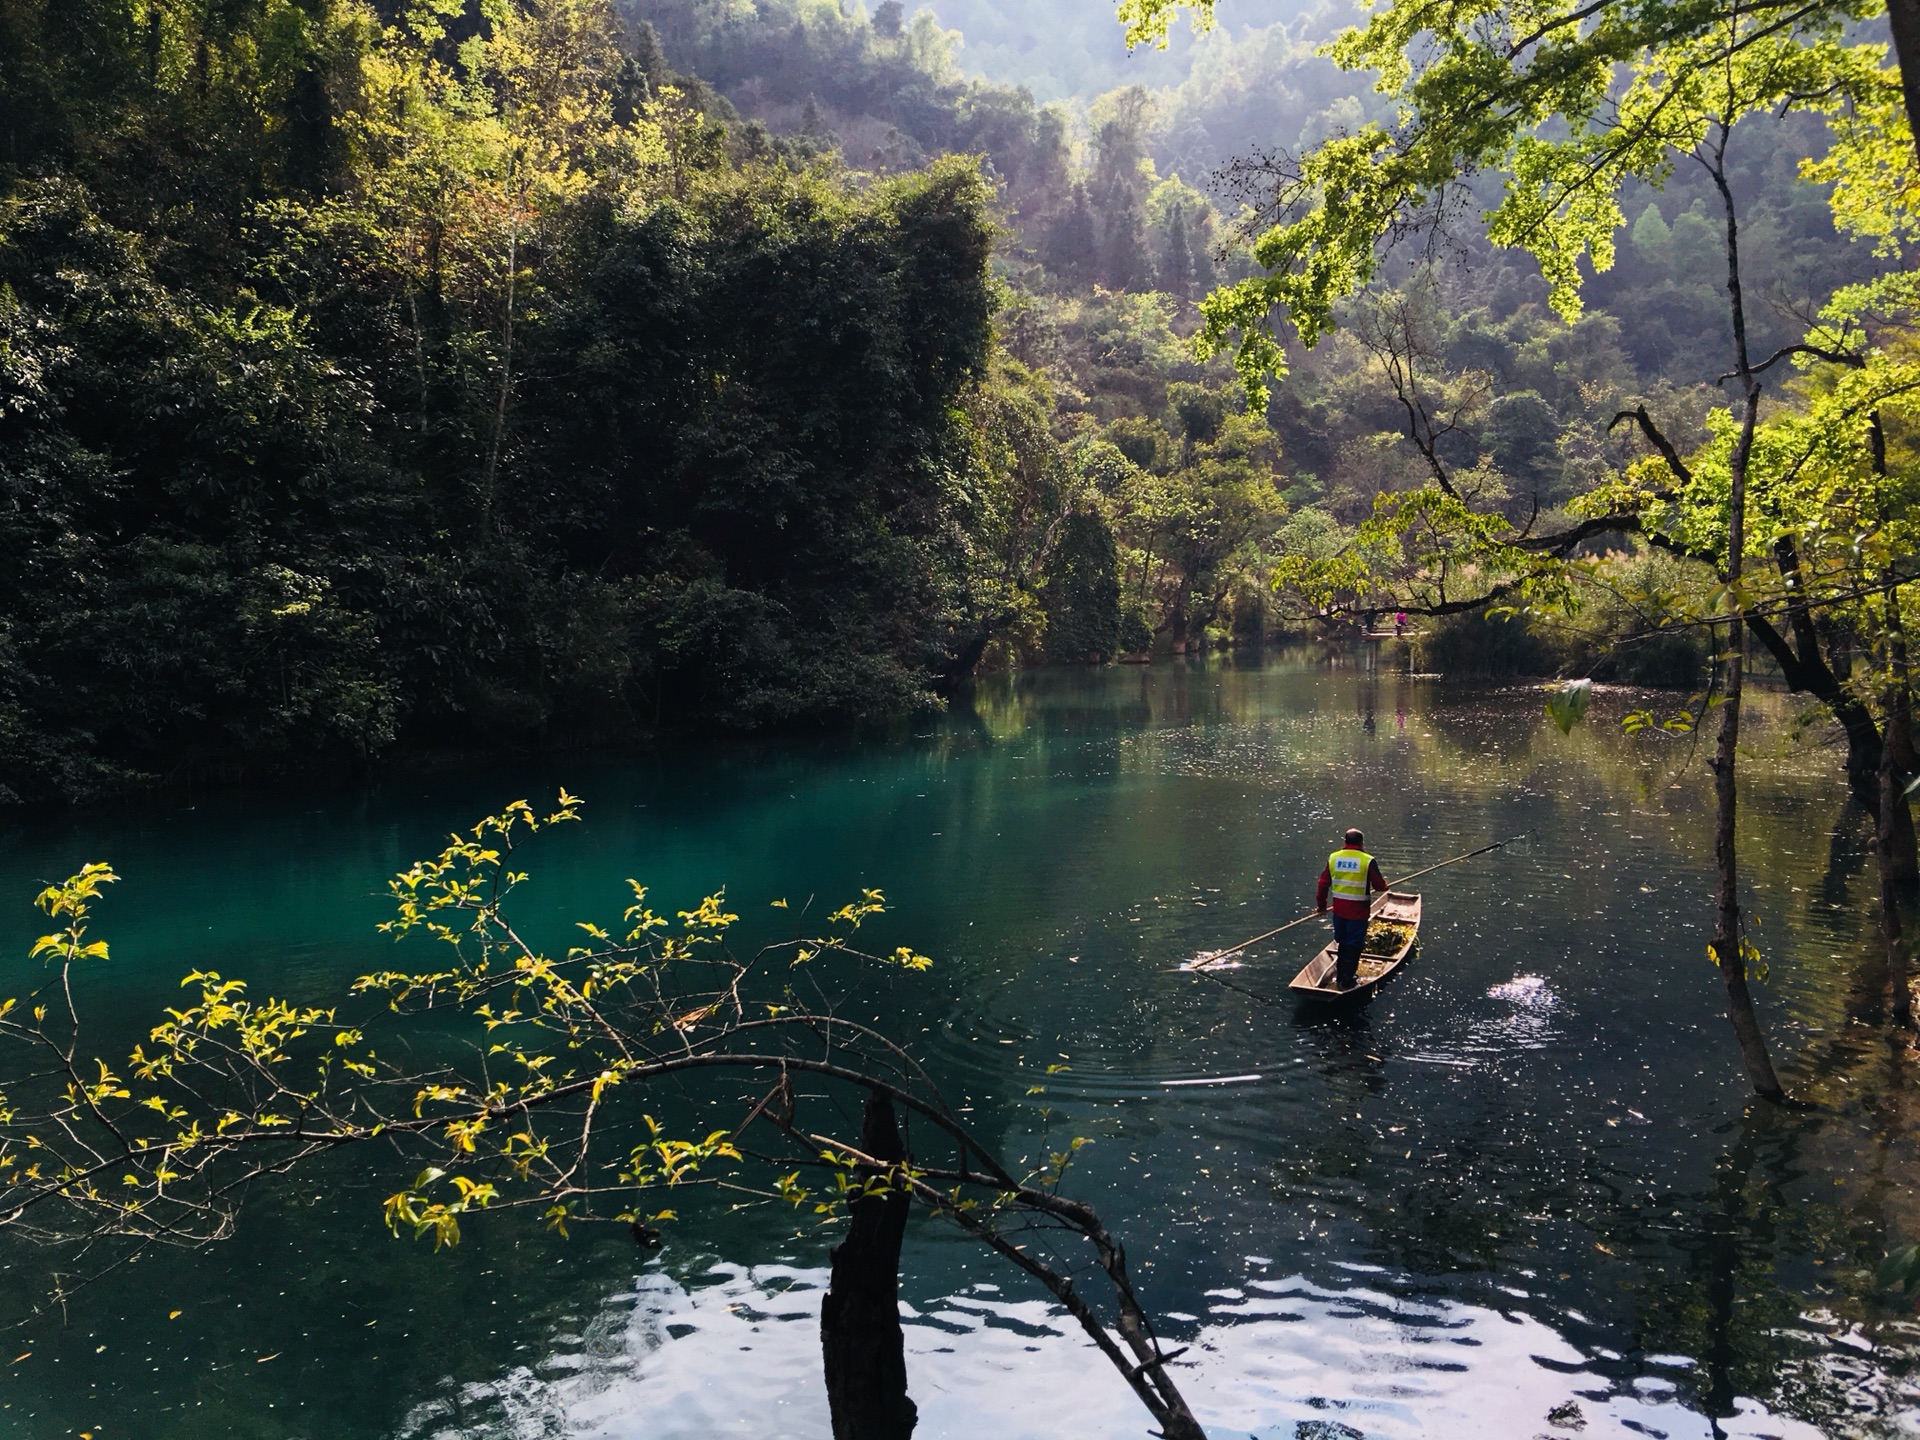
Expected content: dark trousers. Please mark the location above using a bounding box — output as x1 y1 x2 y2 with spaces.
1330 913 1367 988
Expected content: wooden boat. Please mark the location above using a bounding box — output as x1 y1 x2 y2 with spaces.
1288 891 1422 1003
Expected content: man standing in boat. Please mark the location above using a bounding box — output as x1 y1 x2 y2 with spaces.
1315 829 1389 989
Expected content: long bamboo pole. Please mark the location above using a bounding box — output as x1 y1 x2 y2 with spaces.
1183 834 1525 971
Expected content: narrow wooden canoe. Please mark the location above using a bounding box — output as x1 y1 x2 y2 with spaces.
1288 891 1422 1003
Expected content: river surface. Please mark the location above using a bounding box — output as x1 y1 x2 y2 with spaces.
2 652 1918 1439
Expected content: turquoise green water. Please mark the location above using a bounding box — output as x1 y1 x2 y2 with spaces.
2 652 1917 1439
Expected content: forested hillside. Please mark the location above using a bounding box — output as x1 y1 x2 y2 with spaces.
625 0 1891 684
0 0 1003 802
0 0 1909 806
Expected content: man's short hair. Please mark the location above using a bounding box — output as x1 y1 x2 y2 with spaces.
1344 828 1364 846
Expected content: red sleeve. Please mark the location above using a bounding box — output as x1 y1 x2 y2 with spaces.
1315 866 1331 908
1368 860 1388 892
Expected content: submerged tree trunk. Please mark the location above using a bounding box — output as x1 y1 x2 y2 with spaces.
820 1089 918 1440
1709 132 1786 1102
1711 613 1785 1100
1842 700 1897 831
1886 625 1920 901
1881 582 1916 1031
1880 734 1913 1032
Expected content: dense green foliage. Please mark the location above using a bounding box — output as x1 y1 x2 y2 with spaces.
627 0 1911 676
0 0 1002 802
0 0 1338 802
9 0 1920 806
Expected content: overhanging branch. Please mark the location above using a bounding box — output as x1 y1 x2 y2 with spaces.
1607 405 1692 488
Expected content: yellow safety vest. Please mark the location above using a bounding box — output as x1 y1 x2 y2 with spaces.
1327 848 1373 905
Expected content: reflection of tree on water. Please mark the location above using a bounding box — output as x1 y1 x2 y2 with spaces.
1571 1017 1920 1433
1822 801 1874 915
1161 657 1193 727
1621 1094 1899 1430
1276 1098 1834 1425
1819 801 1890 1026
1258 987 1920 1430
1646 1105 1811 1433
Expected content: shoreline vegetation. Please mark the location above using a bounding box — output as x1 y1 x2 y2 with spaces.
3 0 1895 811
29 639 1763 818
16 641 1727 812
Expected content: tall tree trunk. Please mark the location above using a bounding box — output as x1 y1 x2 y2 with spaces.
1709 132 1786 1101
1883 704 1920 897
1165 588 1190 654
1887 0 1920 169
1886 601 1920 897
932 620 994 694
820 1090 918 1440
480 193 519 537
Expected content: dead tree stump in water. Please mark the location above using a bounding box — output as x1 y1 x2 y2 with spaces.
821 1088 917 1440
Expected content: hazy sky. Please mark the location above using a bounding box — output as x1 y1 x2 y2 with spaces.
922 0 1330 102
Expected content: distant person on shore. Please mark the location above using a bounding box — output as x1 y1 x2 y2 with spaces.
1315 828 1389 989
1394 610 1407 636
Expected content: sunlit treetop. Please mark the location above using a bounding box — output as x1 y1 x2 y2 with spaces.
1116 0 1892 402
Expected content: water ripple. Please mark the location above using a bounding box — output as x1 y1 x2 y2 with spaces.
397 1260 1837 1440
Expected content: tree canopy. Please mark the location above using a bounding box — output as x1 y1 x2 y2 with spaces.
0 0 1001 802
